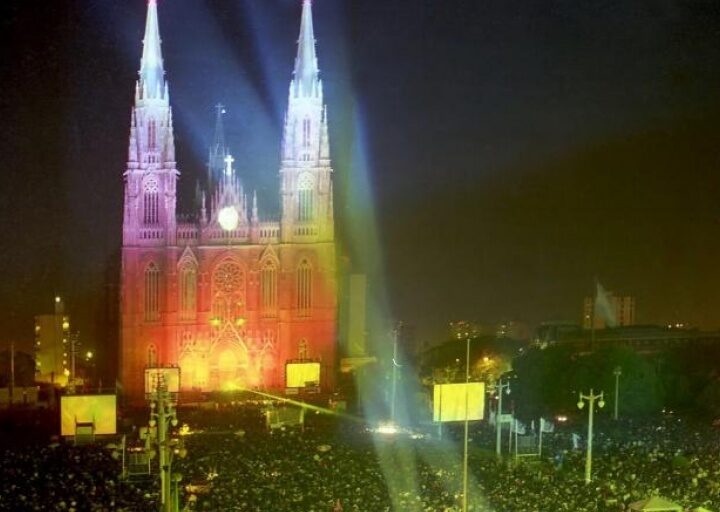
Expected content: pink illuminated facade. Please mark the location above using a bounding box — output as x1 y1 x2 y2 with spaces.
120 0 336 398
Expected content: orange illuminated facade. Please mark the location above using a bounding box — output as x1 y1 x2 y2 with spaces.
119 1 336 399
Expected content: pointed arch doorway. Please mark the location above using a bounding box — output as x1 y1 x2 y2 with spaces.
208 324 249 391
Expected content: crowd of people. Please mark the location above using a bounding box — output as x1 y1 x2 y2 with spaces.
0 406 718 511
0 408 154 511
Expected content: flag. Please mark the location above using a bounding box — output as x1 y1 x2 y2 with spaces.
540 418 554 433
595 280 618 328
512 419 526 435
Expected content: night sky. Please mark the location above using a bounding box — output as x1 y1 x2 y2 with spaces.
1 0 720 351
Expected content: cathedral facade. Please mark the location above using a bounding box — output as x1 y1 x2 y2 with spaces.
120 0 337 398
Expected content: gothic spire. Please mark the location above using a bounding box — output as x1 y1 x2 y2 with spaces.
293 0 320 97
208 104 227 187
139 0 165 100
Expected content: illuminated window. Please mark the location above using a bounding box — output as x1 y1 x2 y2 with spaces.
297 173 314 222
212 260 244 326
260 260 278 316
297 259 312 315
148 118 157 150
179 263 197 321
143 177 160 225
147 344 157 366
302 118 311 148
144 263 160 321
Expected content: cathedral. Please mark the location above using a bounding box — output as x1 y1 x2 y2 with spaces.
120 0 337 398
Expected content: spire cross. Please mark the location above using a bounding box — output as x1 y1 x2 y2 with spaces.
224 155 234 176
216 103 226 115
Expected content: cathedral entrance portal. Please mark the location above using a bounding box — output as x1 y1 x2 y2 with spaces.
207 322 250 392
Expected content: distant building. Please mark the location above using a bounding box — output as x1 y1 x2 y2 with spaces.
347 274 367 358
450 320 529 341
583 293 635 329
536 323 720 355
35 296 71 385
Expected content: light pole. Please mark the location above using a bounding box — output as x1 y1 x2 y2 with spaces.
462 335 471 512
492 377 511 458
613 367 622 421
577 389 605 484
149 377 179 512
390 322 402 424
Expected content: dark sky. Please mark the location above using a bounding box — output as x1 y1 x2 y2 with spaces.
1 0 720 350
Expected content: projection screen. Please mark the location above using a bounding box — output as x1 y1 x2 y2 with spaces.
433 382 485 422
60 394 117 436
286 362 321 388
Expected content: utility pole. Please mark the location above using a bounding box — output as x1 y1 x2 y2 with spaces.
150 377 179 512
71 332 79 391
493 378 511 458
462 335 470 512
9 341 15 405
390 322 402 424
613 367 622 421
577 389 605 484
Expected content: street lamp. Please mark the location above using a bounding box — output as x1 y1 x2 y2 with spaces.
577 389 605 484
613 367 622 421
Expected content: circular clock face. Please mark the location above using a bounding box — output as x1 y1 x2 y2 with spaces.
218 206 239 231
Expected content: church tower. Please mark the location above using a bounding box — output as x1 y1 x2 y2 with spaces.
280 0 334 243
123 0 177 245
120 0 178 397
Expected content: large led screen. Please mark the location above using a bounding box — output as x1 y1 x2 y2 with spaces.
144 367 181 394
60 394 117 436
433 382 485 422
286 362 321 388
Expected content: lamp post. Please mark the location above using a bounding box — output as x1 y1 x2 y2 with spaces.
613 367 622 421
150 377 179 512
577 389 605 484
462 335 471 512
390 322 402 424
491 377 511 458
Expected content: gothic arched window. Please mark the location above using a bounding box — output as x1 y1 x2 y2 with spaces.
148 118 157 150
298 339 309 359
179 262 197 321
147 344 157 366
144 262 161 322
212 260 244 326
142 176 160 225
297 173 314 223
302 118 311 148
260 259 278 316
296 259 312 315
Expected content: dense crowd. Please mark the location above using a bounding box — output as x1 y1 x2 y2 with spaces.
0 406 718 511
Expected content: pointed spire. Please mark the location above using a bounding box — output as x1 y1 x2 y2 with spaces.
252 191 259 223
139 0 165 100
208 104 227 187
293 0 320 97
